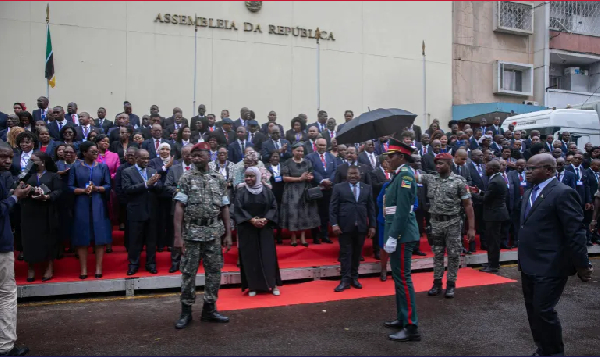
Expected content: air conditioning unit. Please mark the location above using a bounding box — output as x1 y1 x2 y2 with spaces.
522 100 539 106
493 1 534 35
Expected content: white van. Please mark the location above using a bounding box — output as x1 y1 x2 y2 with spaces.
501 109 600 150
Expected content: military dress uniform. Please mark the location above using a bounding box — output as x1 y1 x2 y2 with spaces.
419 166 470 296
382 140 421 342
174 162 230 326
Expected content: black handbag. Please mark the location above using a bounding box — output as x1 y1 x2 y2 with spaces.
304 185 323 202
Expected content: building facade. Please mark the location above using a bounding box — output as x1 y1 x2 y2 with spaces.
452 1 600 125
0 1 452 129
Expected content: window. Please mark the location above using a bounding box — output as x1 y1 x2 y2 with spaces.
494 1 534 35
494 61 533 96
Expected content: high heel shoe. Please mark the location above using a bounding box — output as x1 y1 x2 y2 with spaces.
42 276 53 282
301 242 309 247
26 277 35 282
79 274 88 280
291 242 298 247
95 274 103 279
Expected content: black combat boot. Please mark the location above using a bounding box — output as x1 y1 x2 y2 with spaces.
175 303 192 329
389 324 421 342
445 281 456 299
201 302 230 323
427 279 442 296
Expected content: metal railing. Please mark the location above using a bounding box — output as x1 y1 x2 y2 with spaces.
497 1 534 33
550 1 600 37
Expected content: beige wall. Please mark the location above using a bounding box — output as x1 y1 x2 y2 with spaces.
453 1 534 106
0 1 452 130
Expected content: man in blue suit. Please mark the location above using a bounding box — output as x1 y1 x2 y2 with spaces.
32 96 50 123
564 153 592 245
306 138 337 244
507 159 528 248
261 127 291 164
228 126 253 163
0 143 32 356
466 149 487 252
520 153 592 357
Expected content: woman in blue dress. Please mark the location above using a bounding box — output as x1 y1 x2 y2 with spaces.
68 141 112 279
56 144 78 255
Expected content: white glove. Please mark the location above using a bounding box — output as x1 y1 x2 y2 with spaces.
384 237 397 254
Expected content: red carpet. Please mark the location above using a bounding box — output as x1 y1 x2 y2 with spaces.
217 268 517 311
15 229 515 285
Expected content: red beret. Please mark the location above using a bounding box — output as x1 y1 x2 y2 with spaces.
434 153 453 161
191 142 210 152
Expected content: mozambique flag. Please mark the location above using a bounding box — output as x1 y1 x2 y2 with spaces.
45 25 55 88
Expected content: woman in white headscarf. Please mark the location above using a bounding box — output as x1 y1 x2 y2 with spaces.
234 166 281 297
148 142 175 252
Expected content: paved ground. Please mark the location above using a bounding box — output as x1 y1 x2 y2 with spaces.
15 266 600 356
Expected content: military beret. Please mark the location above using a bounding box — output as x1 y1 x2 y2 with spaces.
434 153 453 162
222 118 233 124
191 142 210 152
248 120 259 126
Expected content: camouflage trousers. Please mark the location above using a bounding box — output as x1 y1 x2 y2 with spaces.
430 217 462 283
180 239 222 306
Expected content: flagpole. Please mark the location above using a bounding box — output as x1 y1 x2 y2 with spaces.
315 28 321 112
193 14 198 117
46 4 50 100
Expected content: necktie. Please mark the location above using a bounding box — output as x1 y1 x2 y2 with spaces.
503 173 508 184
423 146 427 155
274 141 279 150
524 185 540 218
251 133 254 142
575 167 580 180
556 172 561 181
330 131 334 138
384 142 389 152
477 164 482 176
140 169 147 181
210 126 214 132
312 141 316 152
185 166 190 171
320 153 326 168
369 154 375 168
241 141 245 152
385 172 390 180
58 122 63 131
352 184 358 202
224 132 229 141
155 139 160 150
83 126 88 138
519 173 524 182
596 173 599 183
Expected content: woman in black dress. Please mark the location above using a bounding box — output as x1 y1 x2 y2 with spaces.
109 125 133 164
285 117 308 144
266 150 284 244
21 152 62 282
234 167 281 297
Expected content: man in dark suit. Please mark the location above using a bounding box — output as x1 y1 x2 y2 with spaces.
473 160 509 272
233 107 250 129
216 118 235 144
190 104 207 132
469 129 482 151
422 139 440 174
164 107 189 129
479 118 489 137
94 107 113 133
416 133 431 157
261 127 291 164
115 101 140 129
358 140 379 171
74 112 99 141
142 124 172 159
306 138 337 245
309 110 328 133
565 152 594 245
452 149 472 185
48 106 71 141
374 136 389 155
114 146 138 251
165 145 194 273
165 110 187 139
32 96 50 122
330 166 376 292
467 149 488 252
586 159 600 243
490 116 504 137
334 147 372 185
520 153 592 357
303 126 320 155
228 126 253 163
247 120 267 152
507 159 528 248
261 111 284 135
555 157 577 189
122 149 163 275
65 102 80 125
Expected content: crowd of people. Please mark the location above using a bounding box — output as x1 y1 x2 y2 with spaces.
0 97 596 356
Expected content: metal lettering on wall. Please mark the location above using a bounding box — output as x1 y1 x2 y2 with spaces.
154 14 336 41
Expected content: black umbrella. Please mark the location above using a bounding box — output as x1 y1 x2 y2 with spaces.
335 108 417 144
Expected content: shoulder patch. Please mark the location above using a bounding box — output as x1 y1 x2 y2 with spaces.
401 179 411 189
400 167 409 172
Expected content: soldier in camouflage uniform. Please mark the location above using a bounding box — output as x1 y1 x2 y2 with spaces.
417 153 475 298
173 142 232 329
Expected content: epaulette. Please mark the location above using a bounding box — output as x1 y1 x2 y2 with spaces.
400 167 409 172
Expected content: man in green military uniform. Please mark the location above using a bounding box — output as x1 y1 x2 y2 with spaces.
382 139 421 342
172 142 232 329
